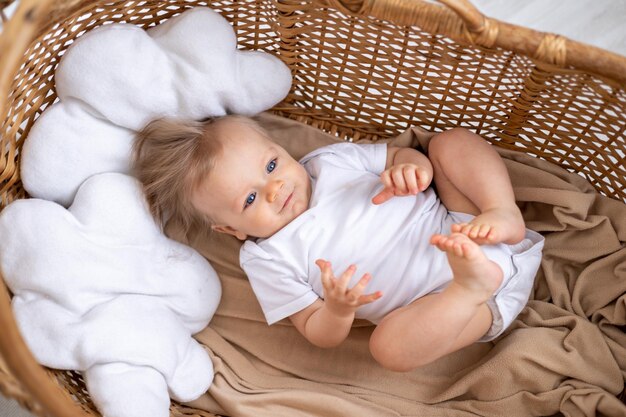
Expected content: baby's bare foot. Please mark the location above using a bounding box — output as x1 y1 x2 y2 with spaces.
451 206 525 245
430 233 503 303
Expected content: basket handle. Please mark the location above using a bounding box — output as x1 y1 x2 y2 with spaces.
435 0 501 48
435 0 486 33
327 0 486 30
326 0 623 75
327 0 498 46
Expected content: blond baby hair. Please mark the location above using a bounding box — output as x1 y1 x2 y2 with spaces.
132 115 266 234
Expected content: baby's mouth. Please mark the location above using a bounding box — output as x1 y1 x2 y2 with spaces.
280 191 293 213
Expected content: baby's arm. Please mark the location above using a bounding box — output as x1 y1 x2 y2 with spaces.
289 260 382 348
372 145 434 205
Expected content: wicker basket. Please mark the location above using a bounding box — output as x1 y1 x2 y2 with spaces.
1 0 625 416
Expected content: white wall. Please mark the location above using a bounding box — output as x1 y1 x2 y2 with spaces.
471 0 626 57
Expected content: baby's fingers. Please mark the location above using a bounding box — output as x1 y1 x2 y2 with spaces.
337 264 357 292
380 169 394 190
391 169 409 194
316 259 335 291
372 170 398 205
372 187 395 205
403 166 420 194
349 272 372 297
347 273 382 306
357 291 383 306
404 166 430 193
416 167 431 191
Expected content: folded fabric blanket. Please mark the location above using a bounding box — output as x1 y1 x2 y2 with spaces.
169 113 626 417
20 7 292 206
0 173 221 417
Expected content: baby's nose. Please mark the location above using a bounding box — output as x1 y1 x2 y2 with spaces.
266 179 284 203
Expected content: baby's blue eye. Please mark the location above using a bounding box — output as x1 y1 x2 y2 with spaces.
244 192 256 209
266 159 277 173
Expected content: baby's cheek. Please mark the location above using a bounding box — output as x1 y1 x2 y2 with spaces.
253 211 281 238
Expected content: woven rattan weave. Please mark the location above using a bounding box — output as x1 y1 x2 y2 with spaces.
1 1 625 416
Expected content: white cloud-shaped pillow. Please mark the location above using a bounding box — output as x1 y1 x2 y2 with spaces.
21 7 292 206
0 173 221 417
2 7 290 416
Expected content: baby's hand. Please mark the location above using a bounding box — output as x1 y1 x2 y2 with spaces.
315 259 382 318
371 163 431 205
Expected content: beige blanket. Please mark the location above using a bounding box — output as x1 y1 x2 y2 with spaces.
170 113 626 417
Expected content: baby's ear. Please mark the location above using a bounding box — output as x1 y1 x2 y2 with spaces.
211 224 247 241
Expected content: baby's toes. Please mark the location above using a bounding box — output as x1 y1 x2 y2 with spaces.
457 223 474 236
459 240 481 260
451 241 465 257
437 239 456 253
445 234 465 253
484 226 501 243
431 234 456 251
450 223 464 234
466 224 485 239
430 234 451 250
430 234 444 246
476 224 492 239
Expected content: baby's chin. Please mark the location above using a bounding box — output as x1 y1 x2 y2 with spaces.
261 211 306 239
292 198 309 217
252 197 311 239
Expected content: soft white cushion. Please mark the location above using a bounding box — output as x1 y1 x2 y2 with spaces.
0 173 221 417
21 7 292 206
2 7 291 417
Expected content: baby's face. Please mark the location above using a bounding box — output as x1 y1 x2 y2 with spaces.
192 122 311 240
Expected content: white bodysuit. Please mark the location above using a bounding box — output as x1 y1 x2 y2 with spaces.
240 142 544 340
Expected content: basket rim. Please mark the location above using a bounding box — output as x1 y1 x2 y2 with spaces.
2 0 626 119
0 278 90 417
325 0 626 86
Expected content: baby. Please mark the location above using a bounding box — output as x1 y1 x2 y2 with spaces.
134 115 543 372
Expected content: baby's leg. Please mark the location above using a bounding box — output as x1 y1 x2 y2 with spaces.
428 128 525 245
369 233 501 371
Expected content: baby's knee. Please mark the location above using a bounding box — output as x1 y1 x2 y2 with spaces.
429 127 471 151
369 327 414 372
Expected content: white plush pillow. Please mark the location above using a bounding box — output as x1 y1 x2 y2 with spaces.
1 7 292 417
21 7 292 206
0 173 222 417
